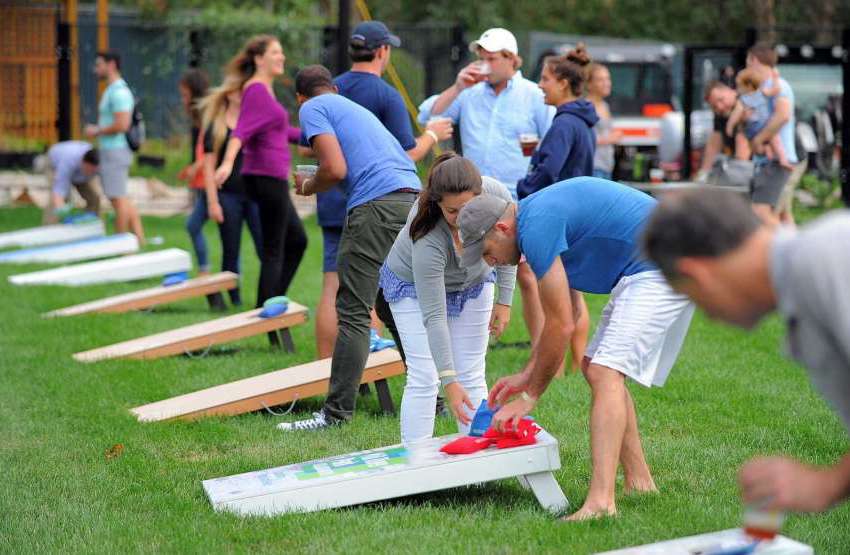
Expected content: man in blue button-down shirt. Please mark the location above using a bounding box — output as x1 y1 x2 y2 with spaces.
423 27 555 355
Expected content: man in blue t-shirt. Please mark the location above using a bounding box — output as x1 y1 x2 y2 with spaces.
457 177 694 520
279 65 421 432
307 21 453 360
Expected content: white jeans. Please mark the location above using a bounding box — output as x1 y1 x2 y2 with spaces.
390 282 494 442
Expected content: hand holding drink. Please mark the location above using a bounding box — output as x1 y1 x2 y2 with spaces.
426 116 454 142
519 133 539 157
294 164 318 196
456 61 491 89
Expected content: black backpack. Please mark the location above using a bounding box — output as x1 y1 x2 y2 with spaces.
124 87 145 152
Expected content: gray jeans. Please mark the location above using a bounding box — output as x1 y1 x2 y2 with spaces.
99 148 133 199
323 191 416 423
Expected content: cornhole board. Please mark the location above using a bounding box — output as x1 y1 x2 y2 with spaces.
625 182 750 196
131 348 405 422
597 528 813 554
202 427 568 516
0 233 138 264
9 248 191 286
0 219 104 249
45 272 239 317
73 302 309 362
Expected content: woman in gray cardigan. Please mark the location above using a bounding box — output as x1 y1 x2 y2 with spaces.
379 153 517 442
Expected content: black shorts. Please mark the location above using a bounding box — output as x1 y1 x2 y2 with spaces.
751 162 791 208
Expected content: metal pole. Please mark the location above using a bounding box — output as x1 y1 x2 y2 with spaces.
336 0 351 74
57 18 71 141
842 27 850 206
682 46 693 179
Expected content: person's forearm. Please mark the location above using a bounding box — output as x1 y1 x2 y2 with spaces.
406 133 437 162
432 85 461 116
203 158 219 205
220 137 242 167
701 133 722 172
524 321 571 399
753 112 789 146
52 192 66 209
309 166 342 193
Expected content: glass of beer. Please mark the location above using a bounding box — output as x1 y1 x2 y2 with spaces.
519 133 539 157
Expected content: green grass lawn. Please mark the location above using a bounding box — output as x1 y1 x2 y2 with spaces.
1 205 848 554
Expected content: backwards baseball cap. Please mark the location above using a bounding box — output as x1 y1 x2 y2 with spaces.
457 193 510 268
350 21 401 50
469 28 518 55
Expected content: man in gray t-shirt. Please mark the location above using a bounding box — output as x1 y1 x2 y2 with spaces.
642 189 850 514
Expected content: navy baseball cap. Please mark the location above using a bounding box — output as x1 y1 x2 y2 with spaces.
350 21 401 50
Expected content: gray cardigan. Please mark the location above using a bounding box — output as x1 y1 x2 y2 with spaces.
384 177 517 378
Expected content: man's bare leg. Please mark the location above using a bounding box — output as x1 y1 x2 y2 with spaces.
316 271 339 359
620 387 657 494
570 293 590 371
565 362 628 520
110 197 129 233
517 262 544 347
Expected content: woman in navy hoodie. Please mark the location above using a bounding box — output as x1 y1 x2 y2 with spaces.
516 45 598 199
516 45 596 372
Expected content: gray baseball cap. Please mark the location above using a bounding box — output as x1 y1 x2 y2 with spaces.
457 193 509 268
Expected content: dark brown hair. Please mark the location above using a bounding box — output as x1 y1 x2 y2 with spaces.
748 43 778 67
545 43 592 97
180 68 209 127
96 50 121 71
703 79 732 102
224 34 278 88
295 65 334 98
409 152 482 242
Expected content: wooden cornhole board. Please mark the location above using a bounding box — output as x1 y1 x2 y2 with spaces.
597 528 813 554
45 272 239 317
9 248 191 286
0 219 104 249
73 302 309 363
131 348 405 422
202 427 568 516
0 233 138 264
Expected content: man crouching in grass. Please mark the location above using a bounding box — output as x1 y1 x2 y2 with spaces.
642 189 850 514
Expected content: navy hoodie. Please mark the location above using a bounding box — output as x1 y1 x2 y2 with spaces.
516 99 599 199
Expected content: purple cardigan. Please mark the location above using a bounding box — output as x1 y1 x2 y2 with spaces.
232 82 300 180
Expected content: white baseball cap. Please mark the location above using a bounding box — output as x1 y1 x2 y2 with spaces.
469 28 518 55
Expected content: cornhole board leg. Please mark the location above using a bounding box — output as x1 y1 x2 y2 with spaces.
359 383 371 396
374 379 395 415
522 471 569 515
202 429 567 516
278 329 295 353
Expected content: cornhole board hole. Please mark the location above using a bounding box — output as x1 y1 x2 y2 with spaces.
0 233 138 264
73 302 309 362
130 348 405 422
45 272 239 317
9 248 191 286
0 219 104 249
202 427 568 516
597 528 813 555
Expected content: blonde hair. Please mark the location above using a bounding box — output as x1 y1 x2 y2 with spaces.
224 34 278 89
199 76 242 156
735 68 763 93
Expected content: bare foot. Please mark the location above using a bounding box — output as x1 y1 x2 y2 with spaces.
562 504 617 521
624 478 658 495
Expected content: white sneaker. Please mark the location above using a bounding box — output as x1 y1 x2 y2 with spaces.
277 410 334 432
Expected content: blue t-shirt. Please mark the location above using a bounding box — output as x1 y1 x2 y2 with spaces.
299 93 420 211
315 71 419 227
517 177 656 294
762 77 798 165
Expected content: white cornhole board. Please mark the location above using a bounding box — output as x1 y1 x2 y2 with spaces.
9 248 191 286
597 528 813 555
0 220 104 249
130 348 406 422
0 233 138 264
45 272 239 317
73 302 309 362
625 182 750 196
203 428 568 516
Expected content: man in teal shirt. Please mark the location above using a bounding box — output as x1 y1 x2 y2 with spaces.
85 51 144 241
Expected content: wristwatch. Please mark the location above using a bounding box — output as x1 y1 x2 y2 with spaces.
520 391 536 404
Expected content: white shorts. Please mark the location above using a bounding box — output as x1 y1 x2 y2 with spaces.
585 270 694 387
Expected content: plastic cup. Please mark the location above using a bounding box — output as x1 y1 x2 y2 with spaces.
295 164 318 179
743 504 786 540
477 61 492 76
519 133 540 157
649 168 664 184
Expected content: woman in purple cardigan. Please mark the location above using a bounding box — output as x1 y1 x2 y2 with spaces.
214 35 306 306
